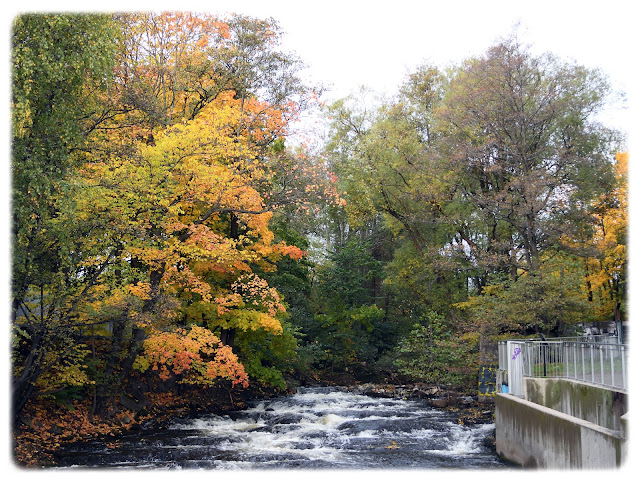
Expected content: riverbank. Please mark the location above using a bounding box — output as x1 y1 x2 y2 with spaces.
13 382 289 467
343 383 496 428
14 374 494 468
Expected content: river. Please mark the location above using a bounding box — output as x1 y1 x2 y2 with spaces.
55 386 506 469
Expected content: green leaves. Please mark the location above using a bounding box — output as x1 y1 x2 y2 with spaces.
319 30 624 389
438 35 617 274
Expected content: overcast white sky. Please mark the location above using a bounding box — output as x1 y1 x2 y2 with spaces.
187 1 636 131
3 3 635 109
5 1 637 132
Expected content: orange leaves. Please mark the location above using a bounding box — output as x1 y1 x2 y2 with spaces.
118 12 233 124
76 92 287 302
134 325 248 388
15 399 131 466
204 344 248 386
273 242 306 261
213 292 244 316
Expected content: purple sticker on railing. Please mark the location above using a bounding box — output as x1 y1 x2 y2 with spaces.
511 347 521 360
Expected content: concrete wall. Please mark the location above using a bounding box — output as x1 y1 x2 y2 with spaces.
495 393 625 468
522 377 628 431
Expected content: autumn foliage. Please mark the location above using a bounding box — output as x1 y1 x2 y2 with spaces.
134 325 249 387
11 12 342 466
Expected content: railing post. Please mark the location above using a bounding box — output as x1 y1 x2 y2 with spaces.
622 345 627 391
610 346 615 387
600 345 604 385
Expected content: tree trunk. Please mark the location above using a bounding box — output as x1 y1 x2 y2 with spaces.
93 316 126 415
220 328 236 347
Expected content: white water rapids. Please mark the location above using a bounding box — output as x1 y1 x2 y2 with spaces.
57 386 506 469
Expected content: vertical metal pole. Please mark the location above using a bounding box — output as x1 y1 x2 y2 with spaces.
610 346 615 387
621 345 626 391
590 345 595 383
599 346 604 385
574 343 577 380
581 344 585 381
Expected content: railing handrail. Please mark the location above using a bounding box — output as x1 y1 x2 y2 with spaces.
498 338 628 392
498 335 621 344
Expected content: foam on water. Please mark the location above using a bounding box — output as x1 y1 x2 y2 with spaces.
56 386 505 469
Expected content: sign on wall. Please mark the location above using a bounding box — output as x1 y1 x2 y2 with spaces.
478 365 498 396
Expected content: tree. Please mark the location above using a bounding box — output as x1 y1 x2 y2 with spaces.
563 151 627 323
75 93 307 410
133 325 249 387
436 34 618 277
11 12 330 420
107 13 311 140
320 32 623 388
11 13 120 421
393 311 476 385
455 251 592 337
432 35 622 346
325 82 469 321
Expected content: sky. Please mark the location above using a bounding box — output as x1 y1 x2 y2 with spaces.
5 1 637 126
181 1 637 131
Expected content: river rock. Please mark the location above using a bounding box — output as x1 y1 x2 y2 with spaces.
119 394 145 413
428 397 449 408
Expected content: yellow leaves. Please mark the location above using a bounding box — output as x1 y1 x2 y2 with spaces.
127 282 151 300
232 273 286 317
555 152 628 321
206 273 286 335
222 309 283 335
76 96 289 302
35 346 94 392
255 312 284 334
68 32 308 363
614 151 628 189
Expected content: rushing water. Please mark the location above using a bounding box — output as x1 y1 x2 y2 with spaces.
56 386 506 469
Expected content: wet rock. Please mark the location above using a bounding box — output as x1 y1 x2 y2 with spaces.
428 397 449 408
119 394 145 413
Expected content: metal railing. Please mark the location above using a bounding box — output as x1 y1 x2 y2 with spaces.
563 341 627 391
498 337 628 392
